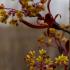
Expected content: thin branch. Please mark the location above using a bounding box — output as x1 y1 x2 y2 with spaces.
54 14 61 20
47 0 51 14
20 19 48 29
54 37 64 54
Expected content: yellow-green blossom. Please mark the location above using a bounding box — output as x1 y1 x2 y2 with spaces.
36 56 43 62
30 59 35 66
39 49 46 55
0 9 8 23
28 50 35 57
45 58 53 65
49 28 56 34
55 54 69 65
25 50 35 63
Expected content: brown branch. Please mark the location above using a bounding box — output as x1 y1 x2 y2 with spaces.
20 19 48 29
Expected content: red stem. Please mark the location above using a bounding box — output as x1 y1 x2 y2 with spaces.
20 19 48 29
47 0 51 14
64 65 68 70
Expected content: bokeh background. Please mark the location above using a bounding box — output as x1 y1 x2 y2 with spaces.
0 0 70 70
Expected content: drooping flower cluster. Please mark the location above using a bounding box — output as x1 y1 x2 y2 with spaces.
37 28 70 55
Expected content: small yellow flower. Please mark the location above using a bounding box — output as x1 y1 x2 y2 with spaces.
16 10 23 19
26 54 31 61
30 59 35 66
49 28 56 34
45 58 53 65
47 37 52 45
26 54 31 59
9 19 18 26
28 50 35 57
39 49 46 55
26 50 35 62
0 9 8 23
37 35 46 44
36 56 43 62
20 0 44 16
55 54 69 65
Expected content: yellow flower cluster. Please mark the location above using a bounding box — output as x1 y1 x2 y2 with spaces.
49 28 56 34
16 10 23 19
26 50 35 62
36 49 48 63
38 27 69 47
55 54 69 65
28 50 35 58
20 0 46 16
26 50 35 70
37 28 56 46
25 49 69 70
0 9 8 23
36 49 53 66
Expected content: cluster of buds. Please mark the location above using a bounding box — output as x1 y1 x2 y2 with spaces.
19 0 47 16
37 28 70 54
0 0 48 25
0 4 8 23
37 34 46 44
0 3 24 26
37 28 57 45
25 49 69 70
25 49 54 70
55 54 69 70
36 56 54 70
25 50 36 70
55 54 69 65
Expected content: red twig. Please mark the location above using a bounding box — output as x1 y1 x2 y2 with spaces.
20 19 48 29
64 65 68 70
47 0 51 14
